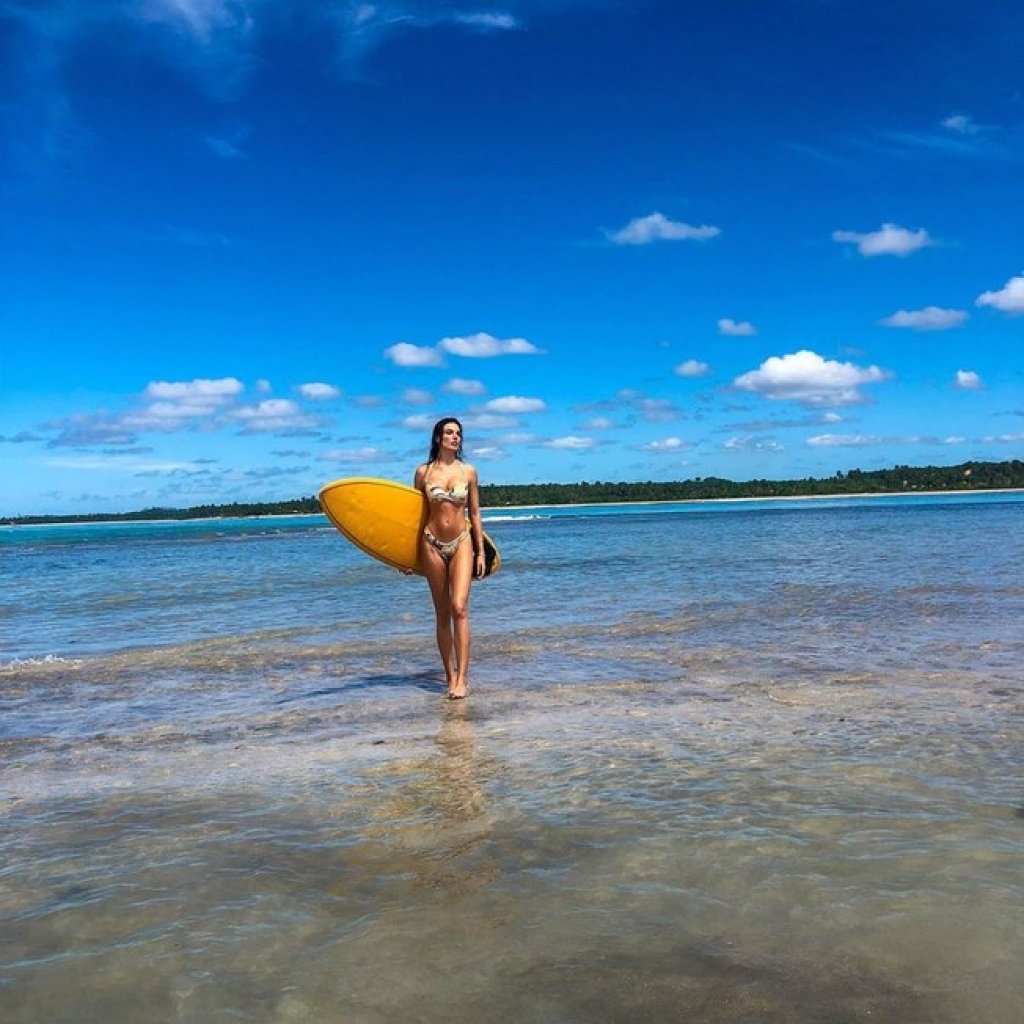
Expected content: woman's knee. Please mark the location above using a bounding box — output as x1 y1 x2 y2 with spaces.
450 599 469 621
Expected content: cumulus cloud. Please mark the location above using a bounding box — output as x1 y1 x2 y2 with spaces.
401 413 435 430
321 445 389 465
443 377 486 395
543 435 595 450
832 223 933 257
723 436 783 452
734 350 890 407
384 341 444 367
468 445 506 460
806 433 885 447
481 395 546 414
439 332 543 357
298 382 342 400
880 306 968 330
976 273 1024 314
674 359 710 378
226 399 322 434
640 437 688 453
718 318 757 336
461 413 518 430
144 377 243 401
954 370 983 390
401 387 432 404
580 416 615 429
608 212 721 245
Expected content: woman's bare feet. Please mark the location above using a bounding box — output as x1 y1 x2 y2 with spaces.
446 680 468 700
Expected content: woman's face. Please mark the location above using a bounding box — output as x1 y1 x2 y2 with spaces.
440 421 462 452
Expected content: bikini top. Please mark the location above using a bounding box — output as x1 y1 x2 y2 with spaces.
426 463 469 506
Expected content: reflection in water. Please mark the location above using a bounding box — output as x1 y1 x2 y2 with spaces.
359 706 498 898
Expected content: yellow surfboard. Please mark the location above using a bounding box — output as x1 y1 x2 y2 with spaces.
319 477 500 578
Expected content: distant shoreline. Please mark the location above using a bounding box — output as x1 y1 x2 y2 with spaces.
491 487 1024 512
4 486 1022 528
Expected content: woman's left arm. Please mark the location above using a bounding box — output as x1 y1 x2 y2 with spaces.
467 465 486 579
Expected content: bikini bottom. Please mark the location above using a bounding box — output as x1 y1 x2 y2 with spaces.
423 526 470 564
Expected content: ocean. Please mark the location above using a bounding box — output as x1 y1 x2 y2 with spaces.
2 492 1022 1022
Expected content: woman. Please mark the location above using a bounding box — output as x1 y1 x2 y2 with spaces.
413 417 486 700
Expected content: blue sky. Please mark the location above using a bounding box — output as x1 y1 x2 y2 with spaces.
2 0 1023 515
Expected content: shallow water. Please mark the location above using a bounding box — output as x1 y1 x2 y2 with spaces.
2 494 1023 1022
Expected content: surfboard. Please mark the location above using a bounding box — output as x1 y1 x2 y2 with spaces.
318 477 500 578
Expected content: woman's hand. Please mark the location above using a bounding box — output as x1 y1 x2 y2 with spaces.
474 552 486 579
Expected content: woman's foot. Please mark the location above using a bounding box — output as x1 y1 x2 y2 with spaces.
446 681 469 700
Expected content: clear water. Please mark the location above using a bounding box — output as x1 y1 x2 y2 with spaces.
2 493 1023 1022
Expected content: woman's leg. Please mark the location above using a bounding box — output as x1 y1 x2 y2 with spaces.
447 537 475 697
421 539 456 690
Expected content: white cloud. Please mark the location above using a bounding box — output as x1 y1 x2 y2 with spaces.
402 388 432 404
640 437 688 453
942 114 982 136
401 413 435 430
468 445 506 460
609 212 721 246
462 413 518 430
481 395 546 414
734 350 890 407
674 359 710 378
543 435 595 450
832 223 933 257
806 434 885 447
123 402 219 429
384 342 443 367
144 377 243 401
976 273 1024 314
880 306 968 330
944 436 966 445
322 446 388 464
718 318 757 336
581 417 615 429
122 377 246 431
443 377 486 395
954 370 983 390
982 432 1024 444
439 332 543 357
723 436 783 452
455 13 520 31
256 379 272 393
45 454 198 472
226 399 321 433
298 382 342 400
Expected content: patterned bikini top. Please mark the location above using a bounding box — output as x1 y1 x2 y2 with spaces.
426 463 468 506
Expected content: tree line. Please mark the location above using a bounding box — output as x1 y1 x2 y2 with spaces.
4 459 1022 525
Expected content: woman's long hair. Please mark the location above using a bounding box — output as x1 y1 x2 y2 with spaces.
427 417 464 463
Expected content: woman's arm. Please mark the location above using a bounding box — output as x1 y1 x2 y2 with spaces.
467 465 486 578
